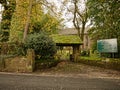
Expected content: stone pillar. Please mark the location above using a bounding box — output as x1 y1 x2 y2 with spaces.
27 49 35 72
73 45 80 62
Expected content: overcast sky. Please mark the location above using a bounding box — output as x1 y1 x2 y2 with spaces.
45 0 74 28
0 4 3 21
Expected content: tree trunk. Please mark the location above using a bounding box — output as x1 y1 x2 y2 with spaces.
81 21 86 50
81 22 85 41
23 0 33 42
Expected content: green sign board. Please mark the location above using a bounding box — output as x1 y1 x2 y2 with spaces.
97 39 118 53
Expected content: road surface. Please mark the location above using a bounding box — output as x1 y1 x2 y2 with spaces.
0 72 120 90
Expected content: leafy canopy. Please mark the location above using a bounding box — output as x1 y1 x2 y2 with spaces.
87 0 120 57
87 0 120 39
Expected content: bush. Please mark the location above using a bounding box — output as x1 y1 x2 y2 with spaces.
81 50 90 56
0 42 25 55
24 33 57 59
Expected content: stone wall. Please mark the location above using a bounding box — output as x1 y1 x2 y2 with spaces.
78 58 120 71
0 49 35 72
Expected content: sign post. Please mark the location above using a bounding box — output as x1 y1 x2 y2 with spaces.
97 38 118 58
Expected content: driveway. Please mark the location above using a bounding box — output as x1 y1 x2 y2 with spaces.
35 61 120 79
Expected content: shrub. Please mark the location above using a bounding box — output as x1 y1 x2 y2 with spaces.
81 50 90 56
24 33 57 59
0 42 25 55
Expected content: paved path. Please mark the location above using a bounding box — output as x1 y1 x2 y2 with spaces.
0 72 120 90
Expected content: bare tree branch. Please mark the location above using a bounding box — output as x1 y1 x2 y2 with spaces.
36 0 59 17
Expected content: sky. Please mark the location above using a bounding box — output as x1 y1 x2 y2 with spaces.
49 0 74 28
0 4 3 22
45 0 74 28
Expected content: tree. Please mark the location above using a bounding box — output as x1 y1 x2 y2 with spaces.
31 14 60 34
9 0 42 41
87 0 120 57
60 0 88 49
9 0 60 42
0 0 16 41
23 0 33 42
72 0 88 41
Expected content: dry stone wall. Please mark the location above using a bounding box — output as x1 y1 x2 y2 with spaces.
0 49 35 72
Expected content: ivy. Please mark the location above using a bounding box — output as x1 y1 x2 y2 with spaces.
0 0 16 42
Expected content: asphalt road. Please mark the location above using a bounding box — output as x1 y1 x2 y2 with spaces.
0 73 120 90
